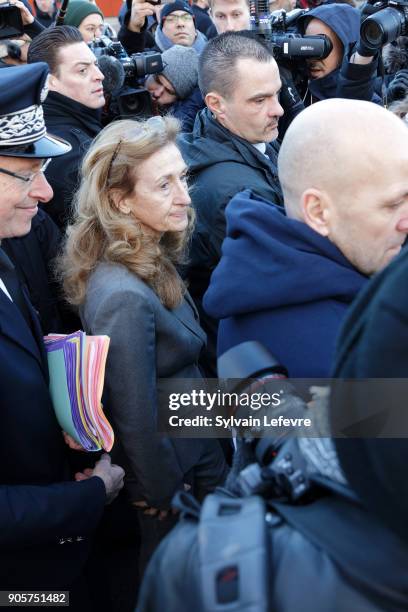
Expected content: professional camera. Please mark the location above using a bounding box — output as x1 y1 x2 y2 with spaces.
91 36 163 84
248 1 332 98
89 36 163 120
217 342 341 504
360 0 408 49
249 2 332 62
0 2 23 39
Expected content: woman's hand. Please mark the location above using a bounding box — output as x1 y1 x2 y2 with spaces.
132 483 191 519
132 500 178 520
62 431 84 451
132 500 173 520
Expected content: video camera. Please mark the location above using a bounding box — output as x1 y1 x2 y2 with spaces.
250 4 332 62
360 0 408 49
0 2 23 40
89 36 163 120
217 342 347 504
248 1 332 97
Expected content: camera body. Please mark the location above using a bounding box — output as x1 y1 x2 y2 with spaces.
89 36 163 120
248 4 333 91
90 36 163 86
249 4 332 60
0 3 23 40
360 0 408 49
268 8 333 62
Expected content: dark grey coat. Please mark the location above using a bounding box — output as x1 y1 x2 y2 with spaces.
81 262 226 509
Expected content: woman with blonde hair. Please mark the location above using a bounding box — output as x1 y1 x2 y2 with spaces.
61 116 227 573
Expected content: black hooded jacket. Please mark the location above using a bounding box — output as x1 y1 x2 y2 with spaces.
42 91 102 229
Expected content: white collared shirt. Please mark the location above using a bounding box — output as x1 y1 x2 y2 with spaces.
252 142 268 157
0 278 12 300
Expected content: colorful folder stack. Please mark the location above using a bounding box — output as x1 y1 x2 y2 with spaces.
44 331 114 452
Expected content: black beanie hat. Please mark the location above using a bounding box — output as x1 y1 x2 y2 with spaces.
160 1 194 28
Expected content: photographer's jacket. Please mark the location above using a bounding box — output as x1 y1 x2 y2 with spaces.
137 473 408 611
42 91 102 229
203 190 368 377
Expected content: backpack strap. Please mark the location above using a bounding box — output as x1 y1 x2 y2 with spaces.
198 494 270 612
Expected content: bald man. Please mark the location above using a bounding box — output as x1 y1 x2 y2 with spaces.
203 99 408 377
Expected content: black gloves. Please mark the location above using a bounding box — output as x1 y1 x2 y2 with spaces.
354 39 378 58
387 69 408 103
279 67 305 119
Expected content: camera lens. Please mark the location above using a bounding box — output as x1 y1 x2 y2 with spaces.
361 7 404 48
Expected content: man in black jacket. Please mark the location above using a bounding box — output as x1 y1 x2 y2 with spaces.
179 31 284 374
0 62 124 605
27 25 104 229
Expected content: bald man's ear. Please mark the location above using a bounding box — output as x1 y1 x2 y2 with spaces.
300 188 330 237
205 91 227 119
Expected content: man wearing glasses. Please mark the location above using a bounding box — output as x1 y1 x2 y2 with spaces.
0 62 124 601
155 1 208 52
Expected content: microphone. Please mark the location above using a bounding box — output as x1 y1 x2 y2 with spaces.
98 55 125 96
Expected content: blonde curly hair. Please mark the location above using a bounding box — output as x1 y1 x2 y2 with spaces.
59 116 194 309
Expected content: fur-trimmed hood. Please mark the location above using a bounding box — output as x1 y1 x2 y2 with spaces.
383 37 408 74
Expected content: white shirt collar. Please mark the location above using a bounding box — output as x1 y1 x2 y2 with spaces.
252 142 267 156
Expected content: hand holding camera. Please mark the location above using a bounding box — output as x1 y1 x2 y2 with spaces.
128 0 156 33
1 0 33 27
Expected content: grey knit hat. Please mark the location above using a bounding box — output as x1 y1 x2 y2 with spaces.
161 45 199 100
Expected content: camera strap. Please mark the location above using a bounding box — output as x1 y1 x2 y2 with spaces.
198 494 270 612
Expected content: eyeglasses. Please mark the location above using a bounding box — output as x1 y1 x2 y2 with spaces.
163 13 193 24
0 158 52 186
106 116 166 184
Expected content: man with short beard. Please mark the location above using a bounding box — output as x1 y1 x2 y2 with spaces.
179 32 284 375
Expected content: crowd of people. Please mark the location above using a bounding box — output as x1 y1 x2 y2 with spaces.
1 0 408 610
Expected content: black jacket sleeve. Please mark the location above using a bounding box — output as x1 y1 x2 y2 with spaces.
0 477 106 550
24 18 45 39
118 9 155 54
337 52 381 103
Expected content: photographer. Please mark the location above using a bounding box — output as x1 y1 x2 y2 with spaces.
137 383 408 611
296 3 380 104
145 44 204 130
27 25 104 229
